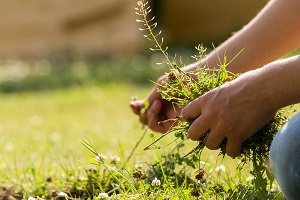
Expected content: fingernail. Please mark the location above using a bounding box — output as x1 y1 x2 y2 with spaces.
130 101 136 106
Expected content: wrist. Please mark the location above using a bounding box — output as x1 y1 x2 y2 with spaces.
234 67 279 112
246 56 300 111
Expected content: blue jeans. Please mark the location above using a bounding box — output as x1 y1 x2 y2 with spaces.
270 112 300 200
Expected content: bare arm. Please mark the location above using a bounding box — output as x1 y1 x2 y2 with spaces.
130 0 300 133
181 55 300 157
259 55 300 110
184 0 300 73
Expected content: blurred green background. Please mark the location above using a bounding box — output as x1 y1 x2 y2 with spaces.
0 0 270 92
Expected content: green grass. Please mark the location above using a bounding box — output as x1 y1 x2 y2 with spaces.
0 56 166 93
0 84 146 171
0 58 298 199
0 83 293 199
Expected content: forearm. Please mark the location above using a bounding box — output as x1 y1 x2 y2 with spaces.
248 55 300 110
184 0 300 73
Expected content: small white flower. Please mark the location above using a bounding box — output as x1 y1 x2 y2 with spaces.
98 192 109 199
151 177 161 187
58 192 68 199
110 155 120 164
198 182 206 188
246 176 254 182
28 197 36 200
147 168 155 174
269 185 279 193
215 164 226 173
78 176 87 182
135 161 144 169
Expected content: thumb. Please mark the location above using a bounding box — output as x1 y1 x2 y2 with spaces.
146 86 162 103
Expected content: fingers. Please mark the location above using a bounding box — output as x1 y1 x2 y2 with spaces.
146 87 161 103
130 86 162 125
130 84 161 115
130 100 144 115
130 100 148 125
181 97 203 120
226 138 242 158
147 100 174 133
187 114 210 140
130 83 175 132
130 98 170 132
147 100 162 129
205 129 226 150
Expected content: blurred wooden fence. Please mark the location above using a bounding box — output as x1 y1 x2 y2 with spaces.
0 0 139 58
0 0 269 58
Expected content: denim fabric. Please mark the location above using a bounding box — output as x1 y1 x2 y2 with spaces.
270 112 300 200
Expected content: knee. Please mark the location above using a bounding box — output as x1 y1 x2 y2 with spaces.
270 112 300 200
270 113 300 160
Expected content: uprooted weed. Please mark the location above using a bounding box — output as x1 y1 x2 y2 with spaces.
135 0 291 198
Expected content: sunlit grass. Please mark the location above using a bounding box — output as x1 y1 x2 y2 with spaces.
0 55 299 199
0 84 150 182
0 82 297 198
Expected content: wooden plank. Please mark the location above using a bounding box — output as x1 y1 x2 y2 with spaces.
0 0 140 58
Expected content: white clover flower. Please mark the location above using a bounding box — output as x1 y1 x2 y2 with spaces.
110 155 120 164
98 192 109 199
269 185 279 193
199 182 206 188
28 197 36 200
57 192 68 199
215 164 226 173
246 176 254 182
151 177 161 187
135 161 144 169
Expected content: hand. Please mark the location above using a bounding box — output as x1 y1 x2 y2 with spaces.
130 76 181 133
181 70 277 158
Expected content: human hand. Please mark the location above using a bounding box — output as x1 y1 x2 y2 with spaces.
180 70 277 158
130 76 181 133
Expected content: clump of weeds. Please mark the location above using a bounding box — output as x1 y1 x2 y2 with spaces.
134 0 292 198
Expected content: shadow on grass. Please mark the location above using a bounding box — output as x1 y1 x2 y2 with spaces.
0 56 166 93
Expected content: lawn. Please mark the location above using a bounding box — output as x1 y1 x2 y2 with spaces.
0 58 298 199
0 83 147 180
